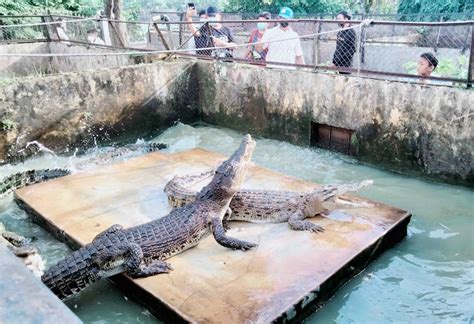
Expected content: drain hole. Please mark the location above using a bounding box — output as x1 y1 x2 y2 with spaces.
310 122 357 155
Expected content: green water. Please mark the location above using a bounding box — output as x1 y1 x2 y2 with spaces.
1 123 473 323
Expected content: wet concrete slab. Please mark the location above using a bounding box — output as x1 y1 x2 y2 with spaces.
0 243 81 323
14 148 411 323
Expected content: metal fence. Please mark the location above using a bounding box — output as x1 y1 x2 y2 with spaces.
1 14 473 86
120 18 473 85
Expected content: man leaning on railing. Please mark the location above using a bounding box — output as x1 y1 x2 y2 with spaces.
261 7 305 69
332 11 356 74
185 5 237 58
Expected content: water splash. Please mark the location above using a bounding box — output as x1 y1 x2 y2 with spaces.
20 141 57 156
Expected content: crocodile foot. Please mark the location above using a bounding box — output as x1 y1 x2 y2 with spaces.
288 220 325 233
211 217 257 251
129 260 173 278
228 239 258 251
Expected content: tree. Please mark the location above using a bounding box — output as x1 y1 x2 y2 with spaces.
397 0 474 21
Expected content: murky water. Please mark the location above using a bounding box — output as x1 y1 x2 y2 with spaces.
1 123 473 323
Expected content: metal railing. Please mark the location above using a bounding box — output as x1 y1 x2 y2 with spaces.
1 14 473 86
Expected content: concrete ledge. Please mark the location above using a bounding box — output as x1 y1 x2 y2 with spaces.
0 243 80 323
0 60 200 162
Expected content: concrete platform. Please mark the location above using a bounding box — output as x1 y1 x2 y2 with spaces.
0 243 81 324
14 148 411 323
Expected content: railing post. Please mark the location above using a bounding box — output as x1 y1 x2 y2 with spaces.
48 10 61 41
312 20 321 67
40 15 51 41
468 25 473 88
99 16 112 45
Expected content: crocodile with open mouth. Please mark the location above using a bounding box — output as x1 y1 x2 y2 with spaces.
41 135 256 299
164 170 373 233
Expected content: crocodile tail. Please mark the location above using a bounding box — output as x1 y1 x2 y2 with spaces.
0 168 70 196
41 244 101 299
145 142 168 152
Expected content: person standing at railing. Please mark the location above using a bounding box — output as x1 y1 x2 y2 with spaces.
185 6 237 58
261 7 305 69
187 9 208 54
332 11 356 73
245 12 271 64
417 52 438 78
87 29 105 45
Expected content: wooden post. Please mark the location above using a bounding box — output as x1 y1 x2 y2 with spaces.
178 12 184 46
166 23 175 50
312 21 321 67
49 12 61 41
468 26 473 88
100 16 112 45
108 21 125 47
153 23 170 50
40 16 51 42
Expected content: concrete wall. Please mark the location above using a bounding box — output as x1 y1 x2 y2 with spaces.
0 42 136 78
197 61 473 186
0 58 471 185
0 43 52 78
0 60 199 161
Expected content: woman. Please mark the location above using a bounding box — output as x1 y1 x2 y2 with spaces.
245 12 271 63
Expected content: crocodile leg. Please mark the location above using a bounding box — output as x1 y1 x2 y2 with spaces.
222 207 232 231
211 217 257 251
95 242 172 278
288 211 325 233
121 243 173 278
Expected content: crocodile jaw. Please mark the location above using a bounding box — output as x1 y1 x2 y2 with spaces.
197 134 255 204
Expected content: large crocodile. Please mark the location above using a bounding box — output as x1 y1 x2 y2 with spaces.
0 142 167 196
41 135 256 299
164 170 373 233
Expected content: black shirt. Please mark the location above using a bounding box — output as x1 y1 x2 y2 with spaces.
332 28 356 67
195 24 235 58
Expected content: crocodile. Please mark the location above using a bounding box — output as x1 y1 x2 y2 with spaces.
0 142 167 196
164 170 373 233
0 221 46 277
41 135 257 299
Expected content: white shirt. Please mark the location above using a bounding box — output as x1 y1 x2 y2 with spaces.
87 36 106 45
261 26 303 69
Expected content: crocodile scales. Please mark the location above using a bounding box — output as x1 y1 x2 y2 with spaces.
164 170 373 233
41 135 256 299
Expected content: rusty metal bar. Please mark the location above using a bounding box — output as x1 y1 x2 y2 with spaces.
108 21 125 47
175 53 471 84
40 16 51 42
49 11 62 42
100 18 474 27
153 23 170 50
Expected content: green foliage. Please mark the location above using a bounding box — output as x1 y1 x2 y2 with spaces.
0 0 102 16
225 0 348 15
397 0 474 21
403 55 469 79
0 119 17 131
